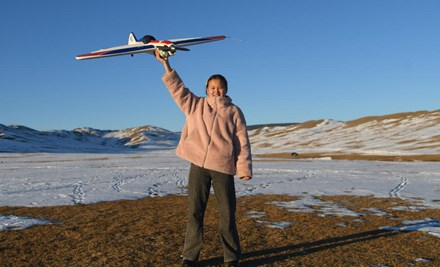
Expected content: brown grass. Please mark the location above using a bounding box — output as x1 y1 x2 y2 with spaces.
291 120 325 131
257 153 440 162
1 195 439 266
343 110 436 128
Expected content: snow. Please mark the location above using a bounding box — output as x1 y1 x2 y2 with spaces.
249 110 440 155
381 219 440 238
272 196 363 217
1 110 440 236
1 151 439 237
0 215 56 231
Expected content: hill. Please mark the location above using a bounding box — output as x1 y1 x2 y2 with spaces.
249 109 440 157
1 109 439 156
0 125 179 153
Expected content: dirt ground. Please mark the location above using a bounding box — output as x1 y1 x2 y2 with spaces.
1 194 439 266
256 153 440 162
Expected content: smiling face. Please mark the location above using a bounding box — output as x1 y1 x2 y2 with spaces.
206 78 226 97
206 74 228 97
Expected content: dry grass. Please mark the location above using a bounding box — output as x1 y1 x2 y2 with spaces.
290 120 325 131
1 195 439 266
343 110 436 128
256 152 440 162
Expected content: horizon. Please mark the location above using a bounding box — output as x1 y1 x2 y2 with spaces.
2 107 438 132
2 109 439 157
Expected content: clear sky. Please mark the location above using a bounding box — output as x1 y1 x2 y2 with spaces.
1 0 439 132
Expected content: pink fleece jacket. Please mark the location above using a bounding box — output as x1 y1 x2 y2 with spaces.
162 70 253 178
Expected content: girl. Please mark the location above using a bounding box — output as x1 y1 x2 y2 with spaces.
155 50 252 267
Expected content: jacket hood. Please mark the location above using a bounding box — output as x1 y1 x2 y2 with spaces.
206 96 233 110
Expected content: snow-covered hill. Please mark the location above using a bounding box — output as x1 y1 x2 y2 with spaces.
0 125 179 153
1 109 439 155
249 109 440 155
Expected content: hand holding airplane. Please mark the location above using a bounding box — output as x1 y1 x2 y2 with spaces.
76 33 225 60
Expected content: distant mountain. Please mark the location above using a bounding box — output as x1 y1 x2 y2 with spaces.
246 123 299 131
0 125 179 153
249 109 440 155
1 109 439 155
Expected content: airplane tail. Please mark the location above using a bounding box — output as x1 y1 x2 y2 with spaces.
128 32 138 44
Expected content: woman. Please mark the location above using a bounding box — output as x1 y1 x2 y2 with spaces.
154 50 252 267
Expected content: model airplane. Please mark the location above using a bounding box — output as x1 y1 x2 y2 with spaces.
76 33 226 60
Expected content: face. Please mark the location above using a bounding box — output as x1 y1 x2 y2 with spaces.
206 78 227 97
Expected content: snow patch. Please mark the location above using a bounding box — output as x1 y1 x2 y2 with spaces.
272 196 363 217
380 218 440 238
0 215 55 231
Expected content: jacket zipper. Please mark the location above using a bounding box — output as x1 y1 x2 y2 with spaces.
202 98 219 167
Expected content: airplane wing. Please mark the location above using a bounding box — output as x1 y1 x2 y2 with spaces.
76 35 225 60
168 35 226 48
76 44 155 60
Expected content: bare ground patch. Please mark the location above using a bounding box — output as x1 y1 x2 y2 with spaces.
0 195 439 266
257 153 440 162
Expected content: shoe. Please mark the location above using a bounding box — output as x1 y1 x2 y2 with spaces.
182 259 197 267
225 260 239 267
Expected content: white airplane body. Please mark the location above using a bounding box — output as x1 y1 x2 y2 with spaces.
76 33 226 60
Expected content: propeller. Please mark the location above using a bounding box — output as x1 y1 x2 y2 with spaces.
175 46 190 51
156 45 190 52
154 41 190 59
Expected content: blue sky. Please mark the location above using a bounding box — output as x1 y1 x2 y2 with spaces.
1 0 439 132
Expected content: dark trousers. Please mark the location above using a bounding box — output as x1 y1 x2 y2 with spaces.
182 164 241 262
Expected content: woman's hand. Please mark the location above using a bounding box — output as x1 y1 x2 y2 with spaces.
154 48 173 74
154 49 166 63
